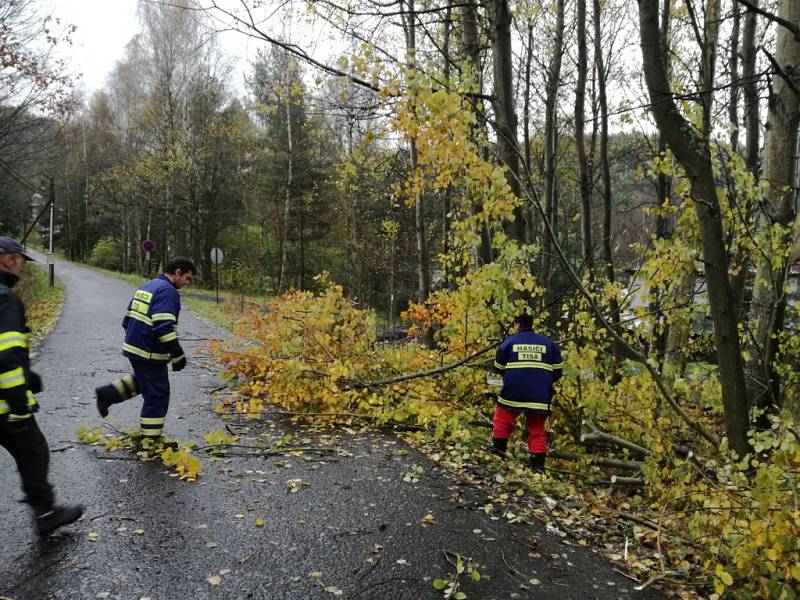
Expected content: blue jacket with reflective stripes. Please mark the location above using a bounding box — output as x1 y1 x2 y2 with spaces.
122 274 181 362
493 328 563 414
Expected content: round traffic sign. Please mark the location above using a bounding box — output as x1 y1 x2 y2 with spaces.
142 239 156 252
210 247 224 264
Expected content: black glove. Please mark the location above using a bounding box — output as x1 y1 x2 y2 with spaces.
171 353 187 372
166 341 187 372
28 371 43 394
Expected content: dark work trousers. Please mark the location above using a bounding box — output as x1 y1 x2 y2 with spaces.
129 358 170 437
0 416 55 507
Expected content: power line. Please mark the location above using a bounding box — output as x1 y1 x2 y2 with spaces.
0 157 56 245
0 156 44 195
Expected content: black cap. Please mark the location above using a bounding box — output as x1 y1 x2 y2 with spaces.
0 237 34 261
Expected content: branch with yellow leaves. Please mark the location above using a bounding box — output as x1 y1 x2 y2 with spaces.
353 341 500 387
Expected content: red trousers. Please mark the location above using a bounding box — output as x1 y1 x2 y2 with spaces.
493 404 548 453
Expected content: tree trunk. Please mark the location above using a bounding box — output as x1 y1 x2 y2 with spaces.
122 206 129 273
664 0 719 382
731 0 762 315
278 84 293 294
489 0 526 244
442 0 454 287
540 0 566 314
389 225 397 331
745 0 800 416
637 0 752 458
575 0 593 278
727 6 748 317
650 0 673 365
460 0 493 267
523 22 533 183
742 0 761 175
729 9 741 153
297 196 305 290
404 0 431 306
662 271 698 380
593 0 621 370
700 0 721 139
653 0 673 242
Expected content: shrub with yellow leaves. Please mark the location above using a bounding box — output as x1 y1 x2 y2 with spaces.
212 262 544 443
672 419 800 599
76 423 202 482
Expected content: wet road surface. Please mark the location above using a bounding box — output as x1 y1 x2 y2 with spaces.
0 257 669 600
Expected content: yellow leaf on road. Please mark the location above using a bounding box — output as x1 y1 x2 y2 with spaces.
421 513 437 524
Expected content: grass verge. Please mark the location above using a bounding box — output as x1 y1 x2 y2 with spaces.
85 264 267 332
86 265 146 288
16 264 65 349
181 290 266 331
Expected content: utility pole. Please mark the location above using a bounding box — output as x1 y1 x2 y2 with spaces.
48 177 55 287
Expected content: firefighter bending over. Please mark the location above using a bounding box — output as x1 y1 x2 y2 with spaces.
492 313 563 471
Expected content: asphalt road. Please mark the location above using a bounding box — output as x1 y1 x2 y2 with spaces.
0 256 669 600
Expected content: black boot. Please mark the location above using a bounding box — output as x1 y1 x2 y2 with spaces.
95 375 138 418
33 504 85 536
94 385 113 418
530 453 546 472
491 437 508 457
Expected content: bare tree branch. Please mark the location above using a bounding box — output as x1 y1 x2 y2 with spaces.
736 0 800 42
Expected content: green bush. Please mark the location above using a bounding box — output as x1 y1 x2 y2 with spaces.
89 236 123 270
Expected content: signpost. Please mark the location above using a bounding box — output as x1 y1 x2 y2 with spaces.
142 240 156 278
45 179 55 286
210 247 224 304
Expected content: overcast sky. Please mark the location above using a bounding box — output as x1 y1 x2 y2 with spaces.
45 0 264 98
46 0 140 94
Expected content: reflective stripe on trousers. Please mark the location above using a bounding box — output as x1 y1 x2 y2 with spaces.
129 358 170 437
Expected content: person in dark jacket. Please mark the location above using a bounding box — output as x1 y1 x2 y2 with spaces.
0 236 84 535
492 313 563 471
95 257 195 439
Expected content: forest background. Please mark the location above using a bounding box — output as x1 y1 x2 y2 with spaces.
1 0 799 597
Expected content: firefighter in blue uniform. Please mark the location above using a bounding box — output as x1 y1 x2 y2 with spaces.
492 313 563 471
0 237 84 535
95 257 195 439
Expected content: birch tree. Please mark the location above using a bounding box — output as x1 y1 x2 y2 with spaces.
745 0 800 417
